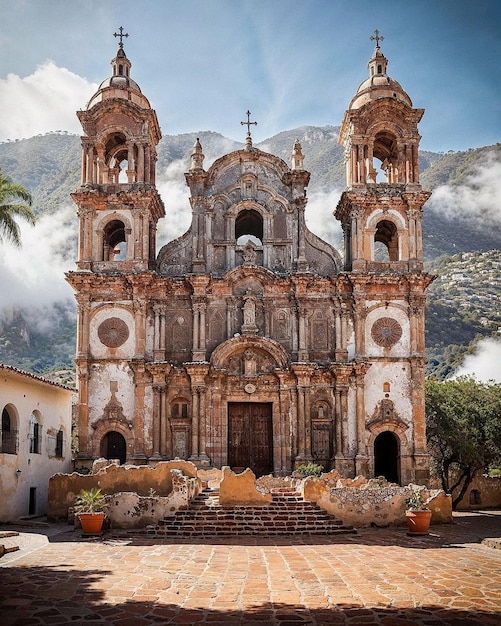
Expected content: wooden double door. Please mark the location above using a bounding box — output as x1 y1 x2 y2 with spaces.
228 402 273 476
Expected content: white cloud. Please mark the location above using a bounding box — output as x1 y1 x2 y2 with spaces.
0 62 96 142
0 204 77 322
426 152 501 225
156 160 192 248
305 188 344 249
453 337 501 383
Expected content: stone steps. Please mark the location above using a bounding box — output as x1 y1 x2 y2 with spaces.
149 488 356 538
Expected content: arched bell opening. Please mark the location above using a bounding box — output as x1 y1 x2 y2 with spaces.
374 219 398 261
235 209 263 245
374 431 399 484
373 130 398 183
100 431 127 464
104 133 129 184
103 219 127 260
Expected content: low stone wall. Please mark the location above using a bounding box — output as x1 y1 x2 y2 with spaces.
301 472 452 527
430 474 501 510
48 459 198 521
104 470 200 529
219 467 272 506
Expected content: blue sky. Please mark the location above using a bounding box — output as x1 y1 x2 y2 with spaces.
0 0 500 152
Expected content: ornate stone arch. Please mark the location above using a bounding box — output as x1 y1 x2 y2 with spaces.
210 335 289 371
91 417 134 460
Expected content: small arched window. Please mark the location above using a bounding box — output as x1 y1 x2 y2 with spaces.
1 407 17 454
29 412 41 454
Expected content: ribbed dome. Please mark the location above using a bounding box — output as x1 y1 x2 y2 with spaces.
86 45 150 110
348 44 412 110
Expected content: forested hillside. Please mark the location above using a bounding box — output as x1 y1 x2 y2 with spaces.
0 129 499 382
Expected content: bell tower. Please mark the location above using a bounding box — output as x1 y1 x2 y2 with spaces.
335 32 434 484
335 30 430 272
72 28 164 272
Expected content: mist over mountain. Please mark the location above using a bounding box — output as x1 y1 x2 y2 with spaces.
0 128 499 382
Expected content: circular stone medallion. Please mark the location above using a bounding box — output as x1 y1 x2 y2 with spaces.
371 317 402 348
97 317 130 348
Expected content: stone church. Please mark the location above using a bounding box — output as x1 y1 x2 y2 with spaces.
67 31 433 484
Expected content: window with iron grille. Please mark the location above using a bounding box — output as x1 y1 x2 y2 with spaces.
29 414 41 454
1 408 18 454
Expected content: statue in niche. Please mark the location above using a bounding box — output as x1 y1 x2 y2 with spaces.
243 241 257 264
242 291 258 333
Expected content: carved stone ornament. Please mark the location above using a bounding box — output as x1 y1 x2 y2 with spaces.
97 317 130 348
371 317 402 348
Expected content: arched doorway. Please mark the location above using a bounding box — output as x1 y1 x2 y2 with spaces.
101 431 126 464
374 431 399 484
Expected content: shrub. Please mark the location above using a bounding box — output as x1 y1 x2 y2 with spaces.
296 463 324 477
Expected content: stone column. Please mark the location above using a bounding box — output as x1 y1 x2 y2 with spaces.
198 386 210 465
151 385 162 459
75 364 90 458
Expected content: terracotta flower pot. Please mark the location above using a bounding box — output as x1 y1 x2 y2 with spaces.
78 512 105 535
405 509 432 535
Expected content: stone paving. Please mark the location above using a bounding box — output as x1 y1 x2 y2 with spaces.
0 510 500 625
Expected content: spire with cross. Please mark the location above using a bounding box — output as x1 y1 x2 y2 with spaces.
113 26 129 49
241 110 257 149
370 29 384 49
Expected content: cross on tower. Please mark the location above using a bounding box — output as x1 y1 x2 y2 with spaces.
370 29 384 48
241 110 257 136
113 26 129 48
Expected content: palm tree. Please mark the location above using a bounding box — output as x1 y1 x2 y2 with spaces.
0 168 35 247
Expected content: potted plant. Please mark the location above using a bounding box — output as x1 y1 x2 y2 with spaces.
74 487 108 534
405 488 432 535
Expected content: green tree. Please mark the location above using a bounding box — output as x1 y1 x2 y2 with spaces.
0 168 35 247
425 377 501 509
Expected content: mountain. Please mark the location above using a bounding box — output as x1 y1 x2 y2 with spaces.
0 129 500 382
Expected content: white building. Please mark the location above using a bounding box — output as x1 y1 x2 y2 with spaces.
0 364 74 522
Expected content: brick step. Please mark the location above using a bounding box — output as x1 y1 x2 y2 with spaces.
149 488 356 537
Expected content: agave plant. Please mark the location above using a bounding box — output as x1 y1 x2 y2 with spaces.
73 487 109 515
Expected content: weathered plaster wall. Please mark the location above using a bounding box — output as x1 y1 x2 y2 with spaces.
48 459 198 520
219 467 272 506
0 367 73 522
87 362 135 425
429 474 501 511
104 469 200 528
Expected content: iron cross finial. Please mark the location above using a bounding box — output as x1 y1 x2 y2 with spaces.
113 26 129 49
241 110 257 135
370 29 384 48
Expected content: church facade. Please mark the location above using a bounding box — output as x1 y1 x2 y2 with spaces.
67 32 433 484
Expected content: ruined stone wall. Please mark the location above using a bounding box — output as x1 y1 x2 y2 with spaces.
48 459 197 520
302 474 452 527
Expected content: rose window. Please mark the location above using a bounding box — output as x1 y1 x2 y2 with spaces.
371 317 402 348
97 317 129 348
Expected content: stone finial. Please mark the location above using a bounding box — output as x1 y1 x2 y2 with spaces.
190 138 205 171
291 139 305 170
